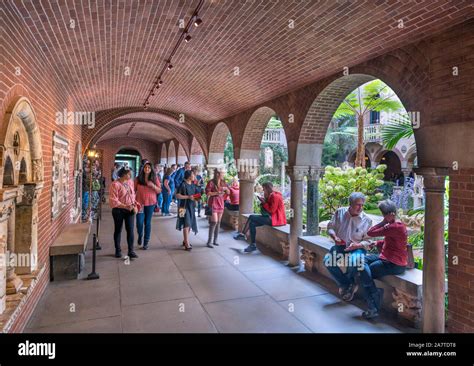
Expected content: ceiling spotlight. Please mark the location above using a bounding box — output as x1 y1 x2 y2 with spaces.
158 79 163 85
167 63 173 70
185 34 192 42
194 17 202 27
151 91 155 96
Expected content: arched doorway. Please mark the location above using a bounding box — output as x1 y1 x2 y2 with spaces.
0 97 44 310
379 150 402 183
115 148 141 177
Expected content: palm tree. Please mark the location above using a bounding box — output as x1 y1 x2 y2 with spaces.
334 80 402 167
381 113 415 150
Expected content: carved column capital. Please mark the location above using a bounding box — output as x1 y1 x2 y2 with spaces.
414 167 449 193
286 165 309 181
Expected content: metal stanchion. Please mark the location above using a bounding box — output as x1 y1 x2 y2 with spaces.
87 233 100 280
95 189 102 250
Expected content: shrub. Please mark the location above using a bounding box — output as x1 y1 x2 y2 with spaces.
319 164 387 215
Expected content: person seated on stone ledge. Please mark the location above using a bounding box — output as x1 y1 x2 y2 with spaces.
234 182 286 253
323 192 373 302
361 199 408 319
224 177 240 211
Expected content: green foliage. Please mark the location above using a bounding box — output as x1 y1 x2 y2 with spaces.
224 133 236 176
322 115 357 167
266 116 283 129
259 143 288 178
319 164 387 215
379 181 395 199
381 113 414 150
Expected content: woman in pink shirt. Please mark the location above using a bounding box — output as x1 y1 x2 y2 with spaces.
205 168 229 248
109 167 141 259
224 177 240 211
360 199 408 319
135 162 161 250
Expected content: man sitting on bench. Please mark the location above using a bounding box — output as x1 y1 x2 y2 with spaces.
323 192 373 301
234 182 287 253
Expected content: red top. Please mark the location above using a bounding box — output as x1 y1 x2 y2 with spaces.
228 186 239 205
109 179 141 212
367 221 408 267
262 191 287 227
135 177 161 207
206 180 227 213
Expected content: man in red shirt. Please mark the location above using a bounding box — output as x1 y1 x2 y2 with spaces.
362 199 408 319
234 182 287 253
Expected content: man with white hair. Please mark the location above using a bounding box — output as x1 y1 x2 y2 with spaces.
323 192 373 301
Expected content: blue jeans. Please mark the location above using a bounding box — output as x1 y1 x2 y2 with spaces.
162 189 173 214
360 254 405 307
157 193 163 211
323 245 366 290
136 205 155 246
82 191 89 220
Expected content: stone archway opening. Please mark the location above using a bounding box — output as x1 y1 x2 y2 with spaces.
0 97 44 315
115 148 142 177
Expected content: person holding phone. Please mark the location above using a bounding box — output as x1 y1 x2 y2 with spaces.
205 168 229 248
323 192 373 301
361 199 408 319
109 167 141 259
234 182 286 253
176 170 199 251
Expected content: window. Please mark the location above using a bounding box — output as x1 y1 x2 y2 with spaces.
370 111 380 124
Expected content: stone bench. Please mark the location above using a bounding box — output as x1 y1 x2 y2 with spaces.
221 208 239 231
298 235 426 328
49 222 91 281
240 214 290 259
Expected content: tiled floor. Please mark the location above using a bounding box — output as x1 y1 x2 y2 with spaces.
25 206 406 333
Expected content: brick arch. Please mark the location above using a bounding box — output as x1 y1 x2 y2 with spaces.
209 122 232 155
91 118 191 157
177 143 188 164
167 140 177 165
161 144 168 165
114 145 143 159
240 106 278 153
295 46 428 166
82 107 208 157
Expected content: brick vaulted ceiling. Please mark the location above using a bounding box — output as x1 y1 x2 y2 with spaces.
3 0 474 125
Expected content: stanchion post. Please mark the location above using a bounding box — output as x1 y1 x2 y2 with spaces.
87 233 100 280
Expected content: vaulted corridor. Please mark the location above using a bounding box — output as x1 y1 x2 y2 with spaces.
26 205 404 333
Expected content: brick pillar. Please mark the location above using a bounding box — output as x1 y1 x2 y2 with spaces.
287 166 306 267
415 167 449 333
448 168 474 333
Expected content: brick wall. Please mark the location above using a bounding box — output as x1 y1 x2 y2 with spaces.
95 137 160 190
448 168 474 333
1 6 83 331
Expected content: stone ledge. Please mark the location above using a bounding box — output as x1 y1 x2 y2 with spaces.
240 214 290 259
221 208 239 231
49 222 91 256
299 235 424 328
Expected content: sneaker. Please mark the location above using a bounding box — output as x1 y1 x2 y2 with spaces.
206 243 214 248
342 283 359 301
128 252 139 259
233 232 246 241
362 308 379 319
142 245 148 250
244 244 257 253
213 242 219 246
338 287 348 296
115 251 122 258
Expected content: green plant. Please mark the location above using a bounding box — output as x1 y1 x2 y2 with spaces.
334 80 403 167
319 164 387 215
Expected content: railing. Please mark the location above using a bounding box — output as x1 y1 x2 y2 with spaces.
364 124 382 143
262 129 286 145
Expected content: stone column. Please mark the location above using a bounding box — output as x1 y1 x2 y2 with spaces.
15 182 43 274
415 167 449 333
287 166 306 267
306 166 322 236
0 198 14 314
238 170 258 231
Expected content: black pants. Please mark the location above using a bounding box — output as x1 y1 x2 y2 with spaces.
244 214 272 244
112 208 135 254
225 202 240 211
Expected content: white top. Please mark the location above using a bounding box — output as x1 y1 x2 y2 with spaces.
327 207 373 246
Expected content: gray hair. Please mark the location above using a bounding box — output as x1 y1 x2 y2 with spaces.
348 192 366 205
378 199 397 216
